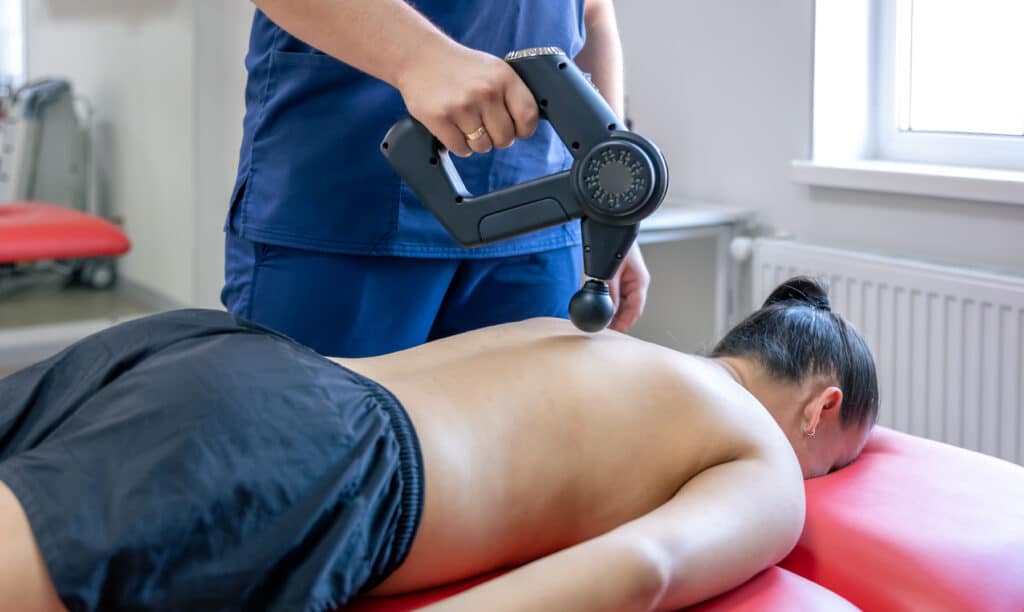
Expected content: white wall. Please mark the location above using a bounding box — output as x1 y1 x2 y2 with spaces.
617 0 1024 284
23 1 1024 341
25 0 251 307
193 2 252 308
27 0 198 304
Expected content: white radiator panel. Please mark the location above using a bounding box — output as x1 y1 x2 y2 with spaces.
752 239 1024 465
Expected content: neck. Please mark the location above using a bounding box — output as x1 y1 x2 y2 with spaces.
710 356 750 391
711 356 791 432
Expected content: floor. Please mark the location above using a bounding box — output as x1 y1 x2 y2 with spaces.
0 272 151 329
0 272 155 376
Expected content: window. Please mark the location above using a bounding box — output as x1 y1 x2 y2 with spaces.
0 0 26 94
896 0 1024 137
795 0 1024 206
877 0 1024 170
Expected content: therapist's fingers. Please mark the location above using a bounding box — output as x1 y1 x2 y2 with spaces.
453 108 494 155
398 44 528 157
504 76 540 140
610 282 647 332
480 93 516 149
428 120 475 158
609 246 651 333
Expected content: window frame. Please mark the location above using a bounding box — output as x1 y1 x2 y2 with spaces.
0 0 27 91
873 0 1024 172
795 0 1024 208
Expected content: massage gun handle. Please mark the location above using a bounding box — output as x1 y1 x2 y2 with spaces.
380 50 622 247
381 119 579 246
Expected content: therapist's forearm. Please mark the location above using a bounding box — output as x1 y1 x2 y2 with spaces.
251 0 455 89
574 0 625 117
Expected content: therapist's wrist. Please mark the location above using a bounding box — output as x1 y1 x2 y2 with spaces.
389 31 458 91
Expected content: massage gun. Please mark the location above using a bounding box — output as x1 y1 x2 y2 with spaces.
381 47 668 332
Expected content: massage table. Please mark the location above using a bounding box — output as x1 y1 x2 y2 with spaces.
342 566 858 611
0 201 130 289
341 427 1024 610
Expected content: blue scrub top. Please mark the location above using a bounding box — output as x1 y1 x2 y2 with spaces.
228 2 587 258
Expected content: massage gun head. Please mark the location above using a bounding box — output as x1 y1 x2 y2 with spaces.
576 141 655 220
570 131 666 325
569 280 616 333
572 131 667 227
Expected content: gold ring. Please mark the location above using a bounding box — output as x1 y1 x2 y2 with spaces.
465 126 487 141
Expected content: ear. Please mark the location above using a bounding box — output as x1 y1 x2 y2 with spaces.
802 386 843 435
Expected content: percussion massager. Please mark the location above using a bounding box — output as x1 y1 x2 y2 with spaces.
381 47 668 332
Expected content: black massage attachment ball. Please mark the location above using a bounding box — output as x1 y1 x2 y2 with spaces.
569 279 615 333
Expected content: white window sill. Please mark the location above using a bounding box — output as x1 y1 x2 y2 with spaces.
791 159 1024 206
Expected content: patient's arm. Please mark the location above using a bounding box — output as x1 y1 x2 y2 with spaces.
423 447 805 612
0 482 65 612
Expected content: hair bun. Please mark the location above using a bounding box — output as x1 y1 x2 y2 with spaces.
764 276 832 312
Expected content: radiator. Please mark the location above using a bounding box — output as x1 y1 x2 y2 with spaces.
752 239 1024 465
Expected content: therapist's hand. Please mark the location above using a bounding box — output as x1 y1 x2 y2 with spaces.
608 244 650 333
253 1 538 156
395 42 539 158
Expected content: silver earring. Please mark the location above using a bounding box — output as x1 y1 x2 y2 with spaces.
804 427 816 438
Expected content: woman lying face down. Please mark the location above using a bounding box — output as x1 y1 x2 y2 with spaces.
711 276 879 479
0 276 877 611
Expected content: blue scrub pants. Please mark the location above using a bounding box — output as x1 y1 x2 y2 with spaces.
222 232 582 357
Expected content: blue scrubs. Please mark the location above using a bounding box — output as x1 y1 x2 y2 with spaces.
223 2 587 356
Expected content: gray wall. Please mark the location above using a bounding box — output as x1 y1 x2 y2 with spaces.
193 2 252 308
615 0 1024 351
27 0 199 304
23 1 1024 341
25 0 251 307
617 0 1024 277
627 237 719 353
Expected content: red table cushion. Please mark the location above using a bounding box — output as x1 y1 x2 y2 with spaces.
340 566 856 611
342 573 497 612
781 426 1024 611
0 202 131 263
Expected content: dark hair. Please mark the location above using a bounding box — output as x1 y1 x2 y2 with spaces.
711 276 879 430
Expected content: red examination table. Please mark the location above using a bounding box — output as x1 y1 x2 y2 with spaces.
782 426 1024 611
341 427 1024 611
0 201 130 289
342 566 858 611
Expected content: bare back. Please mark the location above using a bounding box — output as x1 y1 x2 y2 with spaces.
337 318 793 594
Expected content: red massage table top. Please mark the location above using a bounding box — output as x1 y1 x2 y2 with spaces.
342 566 857 611
781 426 1024 612
0 202 131 263
342 426 1024 611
